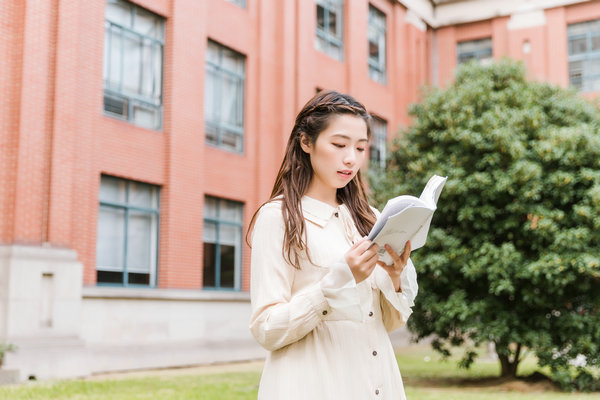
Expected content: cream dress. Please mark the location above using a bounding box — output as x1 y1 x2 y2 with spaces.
249 196 418 400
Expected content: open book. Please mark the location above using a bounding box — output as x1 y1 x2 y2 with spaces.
368 175 447 265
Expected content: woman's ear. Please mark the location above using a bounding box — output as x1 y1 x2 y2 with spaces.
299 133 312 154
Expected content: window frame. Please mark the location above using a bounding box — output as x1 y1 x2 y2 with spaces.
315 0 344 61
103 0 165 130
203 197 244 291
96 176 161 288
567 19 600 92
369 115 387 169
205 40 247 154
456 37 493 65
368 4 387 84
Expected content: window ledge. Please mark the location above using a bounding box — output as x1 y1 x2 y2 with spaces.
82 286 250 302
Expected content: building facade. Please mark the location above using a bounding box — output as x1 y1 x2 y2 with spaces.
0 0 598 380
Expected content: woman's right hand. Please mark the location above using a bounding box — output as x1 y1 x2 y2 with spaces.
344 238 379 284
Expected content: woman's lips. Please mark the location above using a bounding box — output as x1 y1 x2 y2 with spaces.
337 170 353 179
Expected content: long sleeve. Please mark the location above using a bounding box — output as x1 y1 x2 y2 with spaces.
375 258 419 332
249 204 363 352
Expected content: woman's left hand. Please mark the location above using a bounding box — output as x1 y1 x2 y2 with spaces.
377 241 411 292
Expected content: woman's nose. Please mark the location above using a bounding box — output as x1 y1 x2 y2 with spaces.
343 149 357 165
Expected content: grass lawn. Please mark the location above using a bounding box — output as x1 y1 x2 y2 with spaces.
1 345 599 400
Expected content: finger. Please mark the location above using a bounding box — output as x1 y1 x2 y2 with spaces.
354 239 376 256
400 241 412 264
350 237 369 250
384 244 401 264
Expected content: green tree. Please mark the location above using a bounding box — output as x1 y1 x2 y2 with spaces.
371 59 600 390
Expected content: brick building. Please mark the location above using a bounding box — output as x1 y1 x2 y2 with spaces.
0 0 598 380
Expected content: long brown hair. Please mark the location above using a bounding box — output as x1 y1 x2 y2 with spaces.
248 90 376 269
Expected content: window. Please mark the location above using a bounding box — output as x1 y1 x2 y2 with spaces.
96 176 160 287
205 40 246 153
103 0 165 130
315 0 344 61
369 116 387 169
568 19 600 92
227 0 246 7
457 38 493 65
368 5 386 84
203 197 243 290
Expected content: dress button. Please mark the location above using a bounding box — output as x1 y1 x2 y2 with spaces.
375 389 380 395
322 310 328 315
334 212 339 217
368 311 373 317
372 350 377 356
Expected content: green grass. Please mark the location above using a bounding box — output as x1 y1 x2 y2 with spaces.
1 346 599 400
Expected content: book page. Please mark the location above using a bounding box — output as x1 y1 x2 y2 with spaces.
372 206 433 264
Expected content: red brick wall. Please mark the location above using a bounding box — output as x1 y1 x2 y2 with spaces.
1 0 428 291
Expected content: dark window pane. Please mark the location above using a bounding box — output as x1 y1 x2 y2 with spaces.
203 242 216 287
317 5 325 30
592 35 600 51
570 37 588 54
220 244 235 288
98 270 124 284
327 9 337 35
128 272 150 285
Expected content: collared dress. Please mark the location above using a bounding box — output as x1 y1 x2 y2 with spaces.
249 196 418 400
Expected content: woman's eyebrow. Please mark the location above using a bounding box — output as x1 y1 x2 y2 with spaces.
331 133 368 142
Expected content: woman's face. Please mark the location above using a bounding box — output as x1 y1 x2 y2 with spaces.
301 114 369 196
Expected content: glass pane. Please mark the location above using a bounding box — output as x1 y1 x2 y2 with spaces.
206 41 220 64
219 224 239 246
103 26 110 84
329 43 342 60
132 102 159 129
568 22 587 36
100 176 127 203
96 206 125 269
153 43 163 100
134 7 162 39
106 0 131 27
315 35 327 53
589 19 600 33
221 129 243 152
220 244 235 288
103 92 129 117
221 201 242 223
129 181 157 209
126 211 155 273
327 9 337 36
585 58 600 76
97 270 124 284
221 75 243 128
222 48 244 75
205 67 219 124
204 198 218 219
140 39 154 98
128 272 150 285
570 37 588 55
203 221 217 243
592 35 600 51
317 4 325 30
123 32 142 94
203 242 216 287
107 25 122 89
570 60 583 85
369 39 380 62
206 124 219 145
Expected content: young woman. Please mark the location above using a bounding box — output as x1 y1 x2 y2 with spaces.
248 90 418 400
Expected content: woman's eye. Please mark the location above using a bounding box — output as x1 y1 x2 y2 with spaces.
333 143 345 148
357 147 366 152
